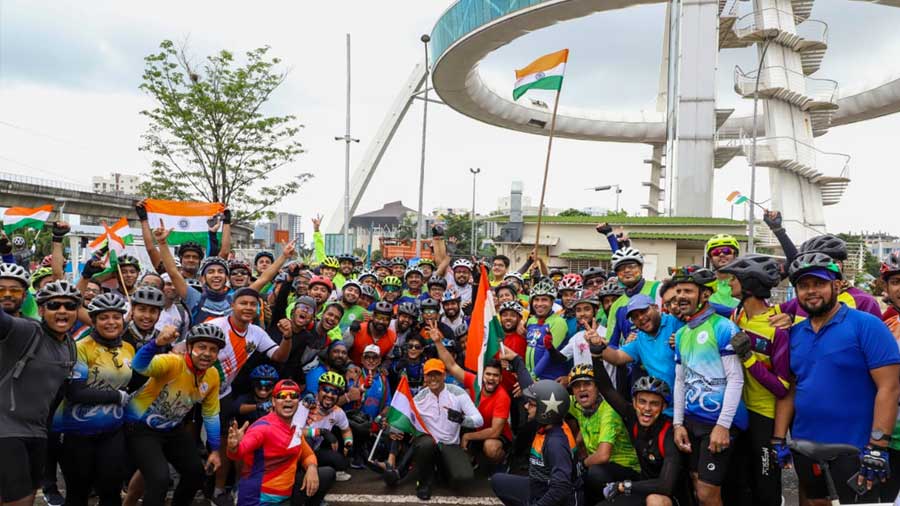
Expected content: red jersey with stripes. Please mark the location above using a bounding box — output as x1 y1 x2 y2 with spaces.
207 316 278 397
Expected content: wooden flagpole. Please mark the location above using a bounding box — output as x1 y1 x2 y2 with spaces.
532 86 563 261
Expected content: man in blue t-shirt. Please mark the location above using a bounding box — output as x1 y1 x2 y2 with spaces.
772 255 900 504
596 294 683 417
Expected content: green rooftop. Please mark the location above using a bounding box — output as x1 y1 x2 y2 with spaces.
559 251 613 261
486 215 747 226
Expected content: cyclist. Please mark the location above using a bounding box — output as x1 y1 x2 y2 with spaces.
399 267 425 304
336 253 357 287
670 265 749 506
440 289 467 336
380 276 403 307
229 259 253 289
227 378 333 506
388 257 407 278
373 260 391 281
304 371 354 481
877 252 900 502
544 293 603 372
418 258 437 280
390 302 419 350
54 292 136 506
235 364 279 425
525 279 569 380
425 274 447 303
717 255 791 506
0 263 30 317
489 255 511 287
124 285 166 352
337 280 365 332
304 340 350 397
0 281 80 506
418 298 454 342
605 247 661 352
346 344 392 469
596 278 625 327
556 273 583 321
126 323 223 506
346 301 396 365
491 380 581 506
705 234 741 309
445 258 476 307
358 284 377 311
772 252 899 504
581 266 608 295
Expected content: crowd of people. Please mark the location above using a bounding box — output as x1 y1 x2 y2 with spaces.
0 202 898 506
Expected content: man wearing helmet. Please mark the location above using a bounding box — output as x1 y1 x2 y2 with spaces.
770 252 900 504
440 288 468 336
373 260 391 281
526 279 569 380
0 263 31 317
398 267 425 304
337 280 366 333
345 301 396 365
417 297 454 343
669 265 749 506
304 371 354 481
704 234 741 309
425 275 447 302
388 257 407 278
876 252 900 502
126 323 224 506
380 276 403 306
0 280 80 506
417 258 437 281
491 378 581 506
716 255 791 506
605 247 662 359
390 302 420 353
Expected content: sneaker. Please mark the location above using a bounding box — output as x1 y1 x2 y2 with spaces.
211 491 234 506
350 454 365 470
42 486 65 506
383 463 400 487
415 482 431 501
335 471 352 482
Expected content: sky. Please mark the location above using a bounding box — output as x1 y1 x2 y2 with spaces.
0 0 898 239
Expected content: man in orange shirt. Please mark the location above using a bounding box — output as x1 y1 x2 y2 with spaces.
345 302 396 365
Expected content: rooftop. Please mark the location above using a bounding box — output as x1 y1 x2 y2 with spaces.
486 215 747 226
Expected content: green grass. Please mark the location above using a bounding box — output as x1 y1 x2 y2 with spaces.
559 251 613 260
628 232 749 241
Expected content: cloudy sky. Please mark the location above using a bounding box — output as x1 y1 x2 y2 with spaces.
0 0 898 238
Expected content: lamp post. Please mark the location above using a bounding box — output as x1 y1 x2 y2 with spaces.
748 38 774 254
588 184 622 213
334 33 359 255
469 167 481 255
415 34 431 258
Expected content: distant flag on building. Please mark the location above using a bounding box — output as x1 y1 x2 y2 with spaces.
513 49 569 101
726 191 750 205
465 264 504 403
2 205 53 234
144 199 224 246
88 219 130 278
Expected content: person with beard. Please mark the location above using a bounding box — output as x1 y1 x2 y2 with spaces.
430 323 511 466
303 372 354 482
704 235 741 309
771 253 900 505
399 267 425 304
434 232 476 306
605 247 662 354
277 296 327 386
715 255 790 506
670 265 748 506
0 263 31 318
390 333 428 394
227 379 334 506
495 301 527 394
304 341 350 397
526 279 570 381
596 294 683 416
345 301 396 365
153 224 292 324
337 280 366 333
440 288 468 336
874 251 900 503
389 302 420 353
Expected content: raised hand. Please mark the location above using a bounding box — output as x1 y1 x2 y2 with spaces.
426 320 442 342
152 219 172 245
227 420 249 451
595 222 613 235
282 240 297 258
311 215 322 232
155 325 179 347
277 318 293 339
51 221 71 239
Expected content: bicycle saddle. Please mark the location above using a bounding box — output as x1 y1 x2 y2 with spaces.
789 439 859 462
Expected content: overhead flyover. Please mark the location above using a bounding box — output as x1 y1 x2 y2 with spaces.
429 0 900 144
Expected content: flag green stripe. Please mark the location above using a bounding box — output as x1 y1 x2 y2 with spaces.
386 407 422 436
166 230 219 246
513 75 564 100
3 218 47 234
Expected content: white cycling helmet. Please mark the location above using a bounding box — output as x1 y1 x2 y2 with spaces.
611 247 644 271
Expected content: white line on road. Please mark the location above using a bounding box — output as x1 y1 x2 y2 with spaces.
324 494 501 505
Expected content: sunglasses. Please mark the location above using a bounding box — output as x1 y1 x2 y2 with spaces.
0 286 25 296
275 391 300 400
255 380 274 389
407 344 423 350
383 286 400 292
423 309 438 315
44 300 79 311
363 354 380 360
710 246 735 257
320 385 342 396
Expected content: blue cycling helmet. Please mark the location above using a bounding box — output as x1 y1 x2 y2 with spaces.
250 364 279 382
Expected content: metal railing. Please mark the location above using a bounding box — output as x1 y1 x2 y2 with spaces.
0 171 93 193
749 136 850 178
734 65 838 106
733 8 828 46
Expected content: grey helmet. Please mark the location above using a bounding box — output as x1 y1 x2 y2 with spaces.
799 234 848 262
498 300 524 316
36 280 82 305
88 292 128 317
131 285 166 308
631 376 672 403
0 263 30 287
397 301 420 318
523 379 570 425
185 322 226 349
719 254 781 289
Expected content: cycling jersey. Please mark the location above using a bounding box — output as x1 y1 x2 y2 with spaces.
53 337 135 435
525 312 568 380
568 400 640 472
881 313 900 451
126 340 221 449
348 322 396 365
338 305 366 333
709 278 739 309
605 279 661 347
527 423 580 506
306 405 349 450
729 305 790 418
185 287 232 323
674 307 748 430
207 316 278 397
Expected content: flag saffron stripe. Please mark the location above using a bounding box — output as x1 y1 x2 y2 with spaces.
515 49 569 80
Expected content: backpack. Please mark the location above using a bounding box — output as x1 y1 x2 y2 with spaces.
632 419 671 459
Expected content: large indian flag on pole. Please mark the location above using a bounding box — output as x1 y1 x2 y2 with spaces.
513 49 569 101
2 205 53 234
144 199 224 246
386 375 430 436
465 264 505 402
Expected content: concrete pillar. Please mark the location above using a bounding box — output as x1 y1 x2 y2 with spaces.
673 0 718 217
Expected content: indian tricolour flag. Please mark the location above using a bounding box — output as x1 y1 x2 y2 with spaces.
88 219 130 278
726 190 750 205
144 199 224 246
465 264 505 402
513 49 569 101
2 205 52 234
386 375 430 436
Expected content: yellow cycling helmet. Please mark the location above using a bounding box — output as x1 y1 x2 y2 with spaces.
30 267 54 289
322 257 340 269
319 371 346 391
382 275 402 288
568 364 595 386
705 234 740 257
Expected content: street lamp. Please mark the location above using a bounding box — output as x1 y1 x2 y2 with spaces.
748 38 774 254
588 184 622 213
469 168 481 255
415 34 431 258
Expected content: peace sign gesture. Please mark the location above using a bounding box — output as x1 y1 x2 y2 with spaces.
425 319 442 342
583 319 604 346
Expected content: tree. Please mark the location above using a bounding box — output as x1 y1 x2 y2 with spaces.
139 40 311 222
441 211 485 256
558 208 590 217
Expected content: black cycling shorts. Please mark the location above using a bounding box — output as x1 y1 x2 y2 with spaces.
0 437 47 502
684 418 738 486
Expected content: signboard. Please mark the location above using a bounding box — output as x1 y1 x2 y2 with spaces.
274 229 289 244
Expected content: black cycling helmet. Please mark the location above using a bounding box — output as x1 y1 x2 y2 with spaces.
420 298 440 312
337 253 357 263
117 254 141 270
798 234 847 261
254 251 275 265
669 265 717 291
186 322 226 349
373 301 394 316
718 254 781 299
881 252 900 281
581 266 607 282
200 256 229 276
131 285 166 308
631 376 672 403
87 292 128 317
427 275 448 289
177 241 205 259
523 380 570 425
397 301 420 318
36 280 81 305
788 252 842 285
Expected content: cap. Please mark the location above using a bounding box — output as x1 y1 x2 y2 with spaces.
233 287 261 301
625 293 654 317
295 295 316 314
363 344 381 356
797 267 838 282
424 358 446 375
273 379 302 396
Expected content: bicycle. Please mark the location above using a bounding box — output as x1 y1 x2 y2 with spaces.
788 439 897 506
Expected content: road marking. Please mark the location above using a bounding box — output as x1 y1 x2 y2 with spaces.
324 494 501 505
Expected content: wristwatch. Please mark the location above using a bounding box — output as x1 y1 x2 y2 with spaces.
622 480 632 495
871 429 890 442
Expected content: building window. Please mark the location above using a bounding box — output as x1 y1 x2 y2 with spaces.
566 259 608 273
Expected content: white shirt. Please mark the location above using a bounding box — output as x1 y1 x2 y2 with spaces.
307 406 349 450
413 383 483 445
444 272 473 306
560 328 617 389
207 316 278 397
156 304 185 333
